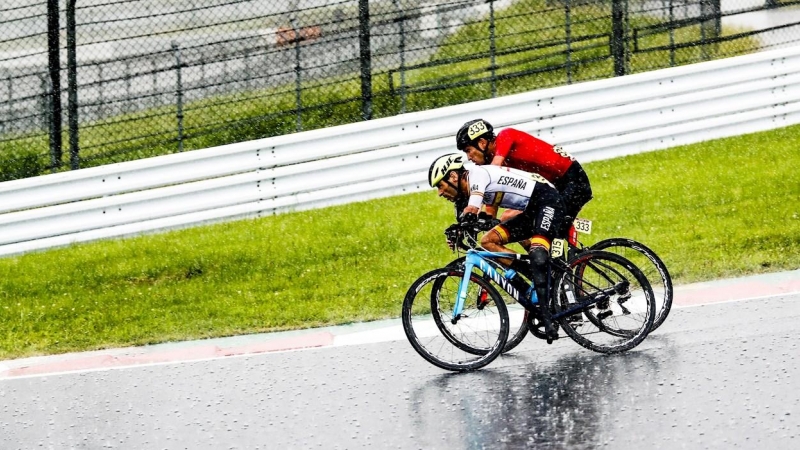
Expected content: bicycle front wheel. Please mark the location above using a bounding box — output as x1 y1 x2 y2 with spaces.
553 250 655 354
590 238 673 331
402 268 509 371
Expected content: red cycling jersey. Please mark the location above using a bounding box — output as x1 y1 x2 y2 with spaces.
493 128 574 183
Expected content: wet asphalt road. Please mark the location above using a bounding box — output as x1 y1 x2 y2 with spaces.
2 293 799 450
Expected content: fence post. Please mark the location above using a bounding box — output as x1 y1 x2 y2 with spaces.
2 75 8 136
171 42 185 152
669 0 675 66
67 0 80 170
39 74 49 132
392 0 407 113
611 0 627 76
244 48 252 91
489 0 497 97
39 74 59 169
46 0 63 169
151 59 158 108
358 0 373 121
713 0 721 37
565 0 572 84
700 0 722 61
124 60 132 113
5 77 13 136
290 18 303 132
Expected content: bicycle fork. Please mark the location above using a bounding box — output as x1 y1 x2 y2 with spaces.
452 251 514 324
452 254 482 324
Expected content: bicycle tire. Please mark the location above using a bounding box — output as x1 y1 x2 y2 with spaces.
402 268 509 371
552 250 655 354
444 257 529 353
590 238 673 331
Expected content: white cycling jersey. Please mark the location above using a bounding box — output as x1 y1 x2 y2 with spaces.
466 164 554 211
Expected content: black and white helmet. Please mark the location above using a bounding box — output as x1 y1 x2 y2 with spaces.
456 119 494 150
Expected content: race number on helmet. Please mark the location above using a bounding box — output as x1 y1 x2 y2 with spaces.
456 119 494 150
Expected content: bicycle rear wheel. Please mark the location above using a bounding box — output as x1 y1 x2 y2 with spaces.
402 268 509 371
445 257 529 353
590 238 673 331
552 250 655 354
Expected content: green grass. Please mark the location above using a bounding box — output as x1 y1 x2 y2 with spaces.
1 124 799 359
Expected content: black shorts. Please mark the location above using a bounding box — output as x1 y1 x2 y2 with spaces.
554 162 592 236
493 184 566 245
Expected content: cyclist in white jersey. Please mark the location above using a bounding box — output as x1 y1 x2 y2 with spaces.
428 154 566 342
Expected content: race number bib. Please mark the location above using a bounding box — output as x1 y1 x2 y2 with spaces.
551 239 565 258
574 218 592 234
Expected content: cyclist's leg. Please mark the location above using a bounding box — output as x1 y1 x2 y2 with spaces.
531 190 567 342
527 239 558 342
496 209 533 250
480 210 542 277
500 188 567 342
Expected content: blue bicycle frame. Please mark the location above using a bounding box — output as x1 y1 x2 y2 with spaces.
453 249 536 320
452 249 614 323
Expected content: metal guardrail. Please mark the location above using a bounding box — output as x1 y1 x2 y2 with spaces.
2 45 800 257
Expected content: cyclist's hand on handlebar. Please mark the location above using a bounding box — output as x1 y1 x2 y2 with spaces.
459 212 478 226
459 212 497 231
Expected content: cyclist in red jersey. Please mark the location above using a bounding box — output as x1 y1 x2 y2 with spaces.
455 118 593 244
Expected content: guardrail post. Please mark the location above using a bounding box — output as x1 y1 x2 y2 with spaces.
67 0 80 170
359 0 373 121
171 42 185 152
46 0 63 169
611 0 627 76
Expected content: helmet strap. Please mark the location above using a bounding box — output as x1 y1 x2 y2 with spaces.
477 138 492 159
450 170 466 202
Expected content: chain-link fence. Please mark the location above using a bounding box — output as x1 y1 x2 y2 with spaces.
2 0 799 181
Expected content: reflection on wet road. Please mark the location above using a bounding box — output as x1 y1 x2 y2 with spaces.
2 294 799 449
